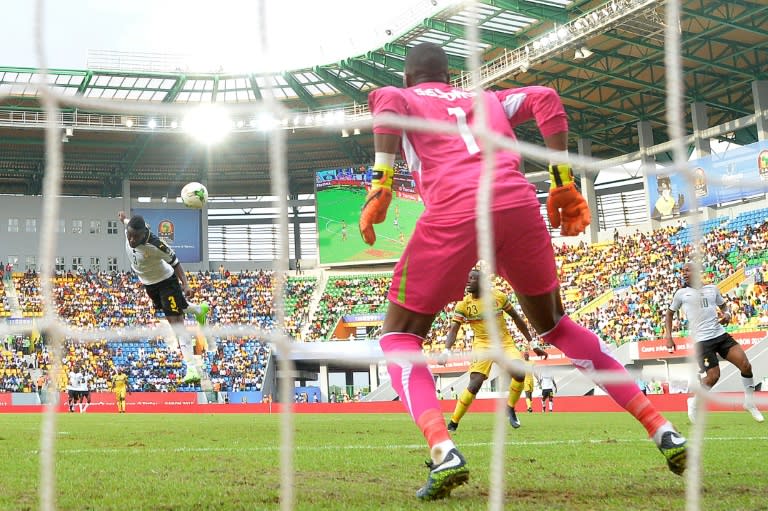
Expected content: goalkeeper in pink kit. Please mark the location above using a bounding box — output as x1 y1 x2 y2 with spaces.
360 42 686 500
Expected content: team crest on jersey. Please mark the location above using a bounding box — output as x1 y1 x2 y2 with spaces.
703 357 710 368
157 220 174 243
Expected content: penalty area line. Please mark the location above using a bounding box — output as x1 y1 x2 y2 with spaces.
35 435 768 456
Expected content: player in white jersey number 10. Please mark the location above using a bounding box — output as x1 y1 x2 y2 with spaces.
666 261 764 423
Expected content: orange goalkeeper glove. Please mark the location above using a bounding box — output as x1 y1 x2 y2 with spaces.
546 164 591 236
359 162 394 245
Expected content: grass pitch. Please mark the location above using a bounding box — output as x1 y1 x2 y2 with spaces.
0 411 765 510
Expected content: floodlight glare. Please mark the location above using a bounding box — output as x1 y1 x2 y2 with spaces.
183 105 231 145
147 119 157 129
256 113 276 131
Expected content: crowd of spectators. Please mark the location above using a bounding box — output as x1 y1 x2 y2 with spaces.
0 344 35 392
2 214 768 393
0 269 311 393
14 271 43 317
5 336 271 394
54 271 155 328
564 220 768 346
283 278 315 341
16 269 314 335
305 274 390 341
422 219 768 351
202 337 269 392
0 277 11 317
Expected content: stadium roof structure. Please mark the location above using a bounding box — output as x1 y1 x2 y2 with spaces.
0 0 765 198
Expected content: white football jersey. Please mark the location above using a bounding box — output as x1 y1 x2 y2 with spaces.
668 284 726 342
77 372 90 392
538 367 556 390
67 371 83 391
125 231 177 285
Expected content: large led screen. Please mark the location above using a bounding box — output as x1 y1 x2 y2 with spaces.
315 163 424 266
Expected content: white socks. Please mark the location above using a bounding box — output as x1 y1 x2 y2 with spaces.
178 337 196 362
651 421 676 446
431 440 456 464
742 375 756 407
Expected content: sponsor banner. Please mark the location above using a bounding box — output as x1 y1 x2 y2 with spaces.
226 391 263 404
534 349 571 365
428 347 569 373
6 318 33 325
646 140 768 219
342 313 385 324
0 394 745 414
429 360 471 374
315 167 366 191
395 190 420 201
330 179 364 187
636 331 765 360
55 392 199 412
1 392 202 413
133 208 202 263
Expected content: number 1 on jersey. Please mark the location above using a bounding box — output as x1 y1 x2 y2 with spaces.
447 107 480 154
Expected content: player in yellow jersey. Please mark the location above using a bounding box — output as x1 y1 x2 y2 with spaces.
522 353 535 413
442 269 535 431
112 368 130 413
522 346 549 412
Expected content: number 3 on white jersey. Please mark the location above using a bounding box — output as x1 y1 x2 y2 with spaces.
447 107 480 154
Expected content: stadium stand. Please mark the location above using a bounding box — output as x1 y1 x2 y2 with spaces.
54 271 155 328
1 271 315 393
305 273 390 341
2 215 768 395
0 275 8 317
200 337 270 392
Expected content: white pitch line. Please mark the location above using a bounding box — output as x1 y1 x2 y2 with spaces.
33 435 768 456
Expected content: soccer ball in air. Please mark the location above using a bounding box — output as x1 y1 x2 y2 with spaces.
180 182 208 209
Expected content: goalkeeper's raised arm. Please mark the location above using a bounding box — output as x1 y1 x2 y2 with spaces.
496 86 590 236
358 144 397 245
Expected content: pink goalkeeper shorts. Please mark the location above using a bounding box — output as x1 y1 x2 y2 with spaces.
387 204 559 315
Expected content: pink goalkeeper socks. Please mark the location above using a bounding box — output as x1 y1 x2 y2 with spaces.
542 315 640 408
380 332 443 423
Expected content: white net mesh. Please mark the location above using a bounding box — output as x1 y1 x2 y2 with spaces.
0 0 765 509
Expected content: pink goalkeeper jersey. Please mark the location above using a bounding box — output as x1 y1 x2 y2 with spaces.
368 83 568 217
